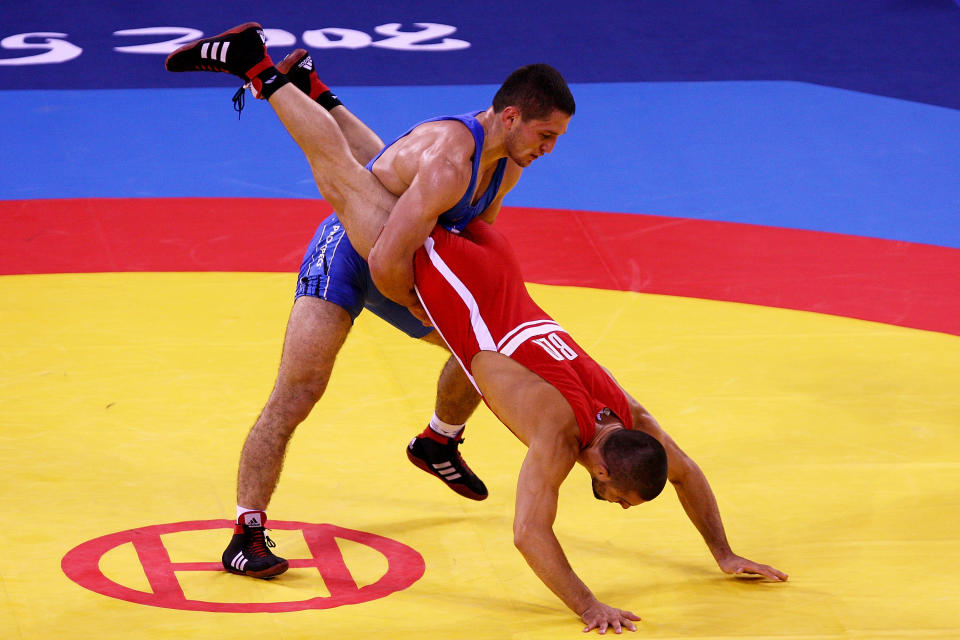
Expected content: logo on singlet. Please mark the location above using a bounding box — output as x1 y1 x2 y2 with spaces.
532 333 578 361
316 224 341 272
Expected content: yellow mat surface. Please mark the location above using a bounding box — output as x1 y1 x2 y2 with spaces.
2 272 958 639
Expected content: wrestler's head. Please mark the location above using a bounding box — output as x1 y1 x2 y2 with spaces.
494 63 575 120
590 428 668 509
493 63 575 167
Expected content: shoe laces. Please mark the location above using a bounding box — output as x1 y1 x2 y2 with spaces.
231 86 246 119
455 453 475 474
439 438 474 473
246 528 276 558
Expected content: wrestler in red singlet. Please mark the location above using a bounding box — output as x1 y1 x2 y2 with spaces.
413 220 632 446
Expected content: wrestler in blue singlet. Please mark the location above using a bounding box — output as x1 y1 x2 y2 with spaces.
295 111 509 337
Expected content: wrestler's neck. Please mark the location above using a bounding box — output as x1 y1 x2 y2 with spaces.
474 107 509 166
578 416 625 468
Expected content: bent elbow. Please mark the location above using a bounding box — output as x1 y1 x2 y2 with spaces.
668 453 699 487
367 236 383 267
367 246 390 288
513 522 532 552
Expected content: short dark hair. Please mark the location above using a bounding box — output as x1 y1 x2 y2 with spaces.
601 429 668 501
492 63 575 121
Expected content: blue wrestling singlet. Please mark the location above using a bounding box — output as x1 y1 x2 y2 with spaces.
296 111 509 338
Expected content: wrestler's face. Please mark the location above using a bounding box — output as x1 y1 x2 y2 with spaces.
504 107 570 167
591 476 645 510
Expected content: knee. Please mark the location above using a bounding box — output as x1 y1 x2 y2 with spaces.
262 376 329 429
311 170 347 212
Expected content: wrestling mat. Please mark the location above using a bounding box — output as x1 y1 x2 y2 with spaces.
1 269 957 639
3 2 959 637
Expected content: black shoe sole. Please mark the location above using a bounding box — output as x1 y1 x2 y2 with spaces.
406 446 488 501
223 559 289 579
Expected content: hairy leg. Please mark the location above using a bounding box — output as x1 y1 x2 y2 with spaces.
237 297 352 509
419 331 482 425
266 84 396 258
330 105 384 166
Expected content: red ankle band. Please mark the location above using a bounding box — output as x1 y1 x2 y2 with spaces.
419 427 452 444
245 57 276 81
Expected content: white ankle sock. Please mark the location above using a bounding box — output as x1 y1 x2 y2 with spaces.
429 413 464 439
236 505 261 521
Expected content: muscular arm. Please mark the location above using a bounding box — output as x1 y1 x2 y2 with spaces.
368 126 522 305
513 436 593 613
608 374 787 581
368 147 470 308
514 433 641 632
629 401 734 560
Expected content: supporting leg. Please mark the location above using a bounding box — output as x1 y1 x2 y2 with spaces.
236 297 352 509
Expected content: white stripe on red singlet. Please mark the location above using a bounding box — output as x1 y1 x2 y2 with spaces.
419 237 570 360
496 319 562 350
415 237 486 394
416 284 482 395
421 236 496 350
498 321 565 357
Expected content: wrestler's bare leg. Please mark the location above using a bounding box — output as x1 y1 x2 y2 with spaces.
330 105 384 165
238 304 479 510
267 84 393 258
420 333 483 424
237 297 351 509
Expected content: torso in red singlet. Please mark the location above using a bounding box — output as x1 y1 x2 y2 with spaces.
413 220 632 447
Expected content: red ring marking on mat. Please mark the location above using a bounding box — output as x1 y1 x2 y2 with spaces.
61 520 426 612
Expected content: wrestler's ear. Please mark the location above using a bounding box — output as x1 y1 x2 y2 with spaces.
501 105 521 127
593 463 612 482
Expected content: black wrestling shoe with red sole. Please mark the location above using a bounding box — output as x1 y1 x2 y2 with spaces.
407 428 488 501
221 510 289 579
164 22 272 81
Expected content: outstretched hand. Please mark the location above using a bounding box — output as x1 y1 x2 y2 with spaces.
718 554 788 581
580 601 641 634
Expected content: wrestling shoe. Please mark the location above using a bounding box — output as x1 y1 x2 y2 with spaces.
164 22 279 97
222 511 289 578
277 49 331 101
406 428 488 501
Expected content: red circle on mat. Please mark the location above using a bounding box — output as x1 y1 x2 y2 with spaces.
61 520 425 612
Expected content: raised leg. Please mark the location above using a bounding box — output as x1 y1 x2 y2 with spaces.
275 48 385 164
266 84 395 259
330 105 385 166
